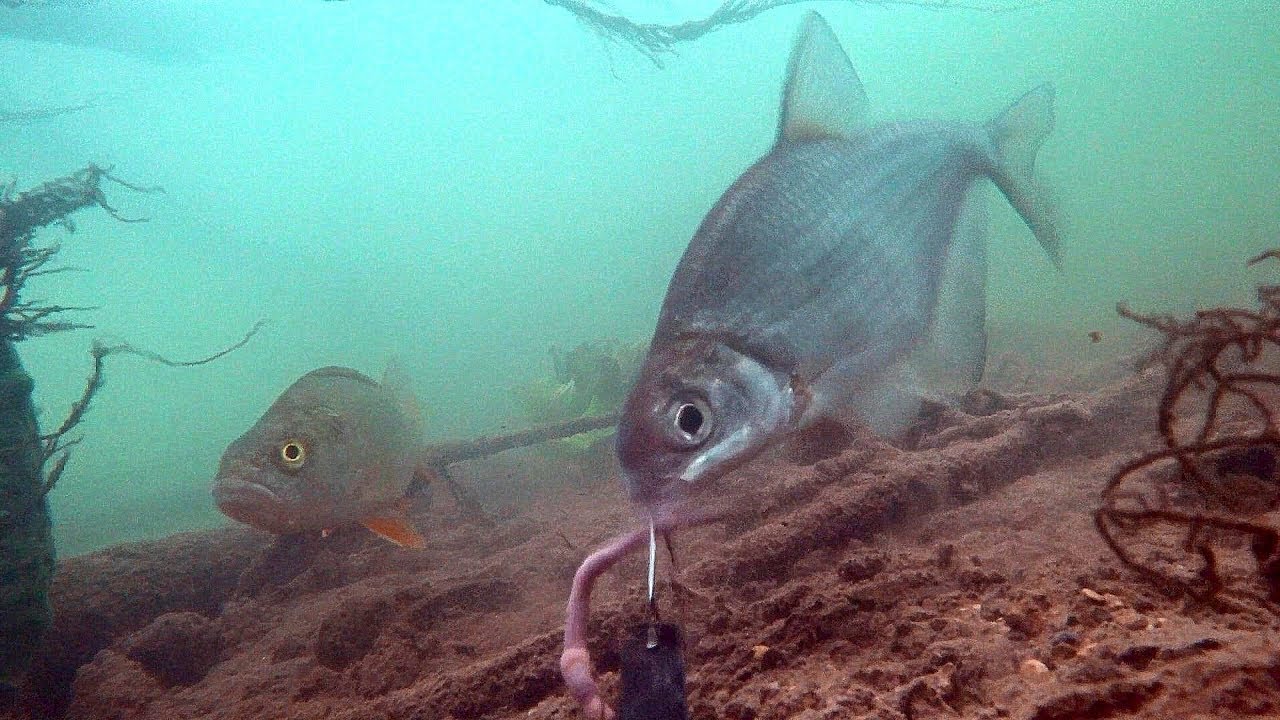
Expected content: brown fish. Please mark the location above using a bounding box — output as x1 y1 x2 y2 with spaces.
212 366 433 547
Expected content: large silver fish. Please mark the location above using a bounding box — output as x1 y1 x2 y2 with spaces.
212 366 433 547
563 13 1063 716
616 11 1061 510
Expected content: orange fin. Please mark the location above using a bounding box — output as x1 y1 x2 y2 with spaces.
361 515 426 548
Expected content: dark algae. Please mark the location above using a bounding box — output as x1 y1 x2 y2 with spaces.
0 341 51 697
1097 250 1280 608
0 165 230 699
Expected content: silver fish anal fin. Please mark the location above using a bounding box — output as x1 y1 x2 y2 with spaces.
777 11 868 145
908 180 990 396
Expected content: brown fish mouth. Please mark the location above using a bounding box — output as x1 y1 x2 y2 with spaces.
212 478 293 532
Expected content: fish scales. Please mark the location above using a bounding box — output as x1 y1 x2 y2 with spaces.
663 126 985 381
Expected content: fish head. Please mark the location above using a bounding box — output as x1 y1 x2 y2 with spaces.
616 338 803 508
212 367 415 534
212 401 351 533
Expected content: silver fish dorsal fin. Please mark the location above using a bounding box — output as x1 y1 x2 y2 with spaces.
777 11 868 144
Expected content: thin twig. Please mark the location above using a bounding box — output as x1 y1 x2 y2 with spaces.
94 319 268 367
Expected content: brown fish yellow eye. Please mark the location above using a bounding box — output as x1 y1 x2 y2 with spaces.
671 399 712 446
279 440 306 470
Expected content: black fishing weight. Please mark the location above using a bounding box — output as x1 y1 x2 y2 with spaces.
618 621 688 720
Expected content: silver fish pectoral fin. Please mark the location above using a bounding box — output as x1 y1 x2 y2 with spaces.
813 361 925 442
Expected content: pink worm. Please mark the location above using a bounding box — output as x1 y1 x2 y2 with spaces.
560 510 714 718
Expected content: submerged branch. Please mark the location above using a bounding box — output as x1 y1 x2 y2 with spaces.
0 101 93 124
94 319 268 367
545 0 1050 66
423 411 618 469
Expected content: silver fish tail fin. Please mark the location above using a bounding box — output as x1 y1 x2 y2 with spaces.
985 82 1063 270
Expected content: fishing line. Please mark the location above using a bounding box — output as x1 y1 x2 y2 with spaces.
647 517 657 604
647 517 658 648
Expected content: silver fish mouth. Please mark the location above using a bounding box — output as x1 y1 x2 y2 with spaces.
623 469 680 510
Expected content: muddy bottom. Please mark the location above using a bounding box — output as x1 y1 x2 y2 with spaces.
6 368 1280 719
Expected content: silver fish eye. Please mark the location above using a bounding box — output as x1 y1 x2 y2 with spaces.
670 398 712 445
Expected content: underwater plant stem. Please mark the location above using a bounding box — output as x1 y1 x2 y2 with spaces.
92 320 267 368
39 322 268 485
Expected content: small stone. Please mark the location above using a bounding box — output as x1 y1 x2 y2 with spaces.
837 553 886 583
1050 630 1080 647
1119 611 1150 631
124 612 221 687
1080 588 1107 604
752 644 784 669
1020 658 1050 678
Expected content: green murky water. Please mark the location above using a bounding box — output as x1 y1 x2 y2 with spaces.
0 1 1274 555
